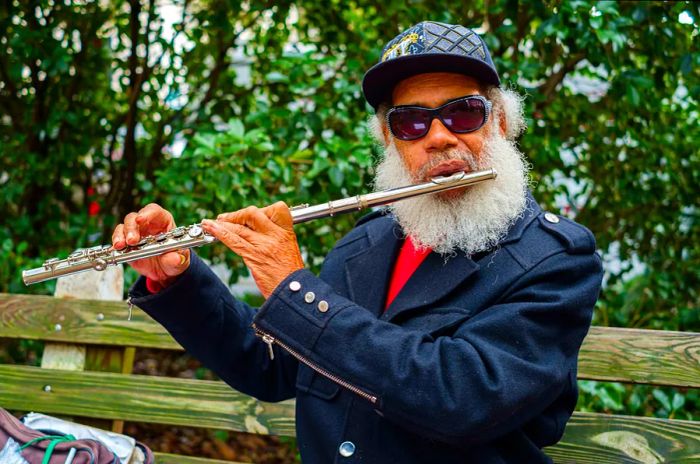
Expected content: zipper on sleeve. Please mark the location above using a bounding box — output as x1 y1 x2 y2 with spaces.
126 296 134 321
252 324 378 405
261 333 275 360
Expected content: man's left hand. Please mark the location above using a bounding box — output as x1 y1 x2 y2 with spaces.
201 201 305 299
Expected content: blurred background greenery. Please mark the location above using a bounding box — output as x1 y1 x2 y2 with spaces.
1 0 698 459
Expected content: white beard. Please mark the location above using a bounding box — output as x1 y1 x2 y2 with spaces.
373 133 530 255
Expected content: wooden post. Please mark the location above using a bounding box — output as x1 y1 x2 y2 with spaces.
44 265 134 433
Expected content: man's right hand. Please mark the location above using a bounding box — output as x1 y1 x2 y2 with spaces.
112 203 190 289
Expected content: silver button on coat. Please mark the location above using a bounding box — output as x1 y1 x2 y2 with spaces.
544 212 560 223
338 441 356 457
289 281 301 292
317 300 329 312
304 291 316 303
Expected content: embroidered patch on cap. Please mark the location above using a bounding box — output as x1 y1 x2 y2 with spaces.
381 22 486 63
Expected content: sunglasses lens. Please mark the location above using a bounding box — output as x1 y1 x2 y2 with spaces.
442 98 486 133
389 108 431 140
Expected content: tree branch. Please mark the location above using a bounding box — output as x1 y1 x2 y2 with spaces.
0 54 23 130
196 10 263 116
537 51 586 107
113 0 143 219
511 1 532 68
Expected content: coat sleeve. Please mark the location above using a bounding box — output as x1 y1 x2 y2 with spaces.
129 253 299 402
252 249 602 445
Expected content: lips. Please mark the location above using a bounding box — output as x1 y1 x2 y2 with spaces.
426 159 470 178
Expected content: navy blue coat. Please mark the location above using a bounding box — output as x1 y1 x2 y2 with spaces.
130 195 603 463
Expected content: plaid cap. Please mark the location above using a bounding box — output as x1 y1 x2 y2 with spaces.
362 21 500 110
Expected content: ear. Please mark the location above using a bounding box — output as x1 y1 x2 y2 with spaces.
381 122 391 146
498 110 507 138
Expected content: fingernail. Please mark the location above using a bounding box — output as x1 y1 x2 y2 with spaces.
127 233 135 241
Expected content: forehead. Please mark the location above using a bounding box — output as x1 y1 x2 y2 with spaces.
391 73 484 107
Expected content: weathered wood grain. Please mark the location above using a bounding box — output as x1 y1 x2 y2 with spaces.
40 343 86 370
546 412 700 463
3 294 700 389
2 361 698 463
0 293 181 349
579 326 700 388
0 365 296 436
153 453 249 464
4 291 697 463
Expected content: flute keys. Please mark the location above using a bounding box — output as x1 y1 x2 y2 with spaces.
93 258 107 271
171 227 186 238
188 225 203 238
68 249 85 259
155 233 168 242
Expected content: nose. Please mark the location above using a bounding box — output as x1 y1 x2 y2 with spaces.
423 117 459 152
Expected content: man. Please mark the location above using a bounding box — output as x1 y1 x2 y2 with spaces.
115 22 603 463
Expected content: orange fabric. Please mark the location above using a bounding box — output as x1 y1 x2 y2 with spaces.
385 236 432 310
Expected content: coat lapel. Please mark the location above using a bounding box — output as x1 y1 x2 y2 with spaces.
382 252 479 322
344 192 540 321
345 217 402 317
380 193 541 322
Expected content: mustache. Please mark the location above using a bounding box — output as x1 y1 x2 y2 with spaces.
415 149 483 182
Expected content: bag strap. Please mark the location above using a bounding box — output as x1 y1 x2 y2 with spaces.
20 434 77 464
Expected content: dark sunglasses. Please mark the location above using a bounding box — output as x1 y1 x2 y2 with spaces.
386 95 492 141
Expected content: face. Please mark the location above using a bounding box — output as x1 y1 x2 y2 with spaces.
374 74 529 255
385 73 499 183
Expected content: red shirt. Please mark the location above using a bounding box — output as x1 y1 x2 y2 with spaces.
385 236 432 310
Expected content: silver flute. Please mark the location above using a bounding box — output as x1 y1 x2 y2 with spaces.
23 168 496 285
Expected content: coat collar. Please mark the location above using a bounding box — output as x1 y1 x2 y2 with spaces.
498 192 541 245
344 192 541 320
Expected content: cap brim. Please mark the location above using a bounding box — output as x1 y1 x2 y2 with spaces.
362 54 501 110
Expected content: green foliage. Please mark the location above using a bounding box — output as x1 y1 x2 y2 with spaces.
578 381 698 421
1 0 698 430
0 339 42 367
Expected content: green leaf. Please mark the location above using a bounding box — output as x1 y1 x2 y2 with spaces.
680 53 692 75
652 389 671 411
328 165 344 187
626 86 640 107
227 119 246 139
671 393 685 411
266 71 289 83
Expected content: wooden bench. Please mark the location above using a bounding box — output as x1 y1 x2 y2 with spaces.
0 291 698 463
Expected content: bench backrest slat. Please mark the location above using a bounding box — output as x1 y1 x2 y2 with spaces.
579 326 700 388
2 293 699 388
0 293 180 350
0 364 296 436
